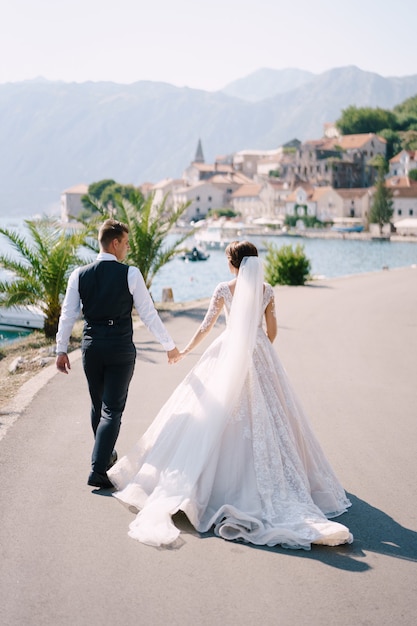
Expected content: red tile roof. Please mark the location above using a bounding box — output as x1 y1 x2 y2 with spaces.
231 184 263 198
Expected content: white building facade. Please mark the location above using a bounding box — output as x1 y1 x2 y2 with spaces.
150 178 185 211
386 176 417 221
230 183 277 220
172 181 225 222
389 150 417 178
334 188 371 221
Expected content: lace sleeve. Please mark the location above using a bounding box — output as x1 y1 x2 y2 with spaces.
181 283 228 355
199 283 226 333
264 283 276 317
264 283 276 318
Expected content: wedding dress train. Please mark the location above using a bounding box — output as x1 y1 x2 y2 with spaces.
108 260 352 549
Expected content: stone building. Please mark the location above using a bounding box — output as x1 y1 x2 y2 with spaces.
60 184 89 222
289 133 386 189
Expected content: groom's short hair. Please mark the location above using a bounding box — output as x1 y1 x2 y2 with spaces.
99 219 129 249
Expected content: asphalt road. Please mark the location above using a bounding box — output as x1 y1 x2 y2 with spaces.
1 267 416 626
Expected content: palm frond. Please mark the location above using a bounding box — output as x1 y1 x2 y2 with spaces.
0 218 89 337
0 278 42 307
0 254 33 278
146 230 194 286
73 197 112 253
0 227 41 271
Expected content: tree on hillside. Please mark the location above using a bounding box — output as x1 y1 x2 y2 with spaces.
80 179 140 219
378 128 402 160
0 218 87 338
80 191 193 291
336 105 397 135
336 98 417 158
369 154 389 174
399 129 417 151
100 182 138 208
80 179 116 218
369 167 394 235
393 95 417 130
84 179 117 204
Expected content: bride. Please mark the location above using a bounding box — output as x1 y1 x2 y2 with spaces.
108 241 353 549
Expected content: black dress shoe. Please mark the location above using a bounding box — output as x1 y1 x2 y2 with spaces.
107 449 118 470
87 471 114 489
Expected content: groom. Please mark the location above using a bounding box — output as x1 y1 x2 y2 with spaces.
55 218 179 489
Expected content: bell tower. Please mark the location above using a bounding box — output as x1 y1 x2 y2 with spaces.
194 138 205 164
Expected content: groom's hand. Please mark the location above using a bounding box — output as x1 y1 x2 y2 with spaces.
56 352 71 374
167 347 181 364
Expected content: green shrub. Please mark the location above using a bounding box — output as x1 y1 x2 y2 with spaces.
284 214 324 228
207 208 238 218
284 215 298 228
264 242 311 286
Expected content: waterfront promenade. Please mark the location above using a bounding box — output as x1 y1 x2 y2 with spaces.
0 267 416 625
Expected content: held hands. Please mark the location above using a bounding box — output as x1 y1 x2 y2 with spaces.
167 347 182 364
56 353 71 374
167 347 190 364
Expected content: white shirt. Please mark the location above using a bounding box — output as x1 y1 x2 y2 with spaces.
56 252 175 353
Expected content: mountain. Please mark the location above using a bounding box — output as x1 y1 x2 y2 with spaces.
220 67 315 102
1 66 417 216
252 66 417 146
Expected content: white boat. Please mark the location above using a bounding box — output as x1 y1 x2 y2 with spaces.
0 305 45 330
194 220 246 249
194 228 232 249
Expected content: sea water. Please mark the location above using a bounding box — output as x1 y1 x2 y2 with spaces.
149 235 417 302
0 326 32 346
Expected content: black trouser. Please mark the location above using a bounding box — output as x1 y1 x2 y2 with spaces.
82 340 136 474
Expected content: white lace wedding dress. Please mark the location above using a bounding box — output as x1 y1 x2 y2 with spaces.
108 267 352 549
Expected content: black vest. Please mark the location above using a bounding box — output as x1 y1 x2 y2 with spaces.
78 260 133 343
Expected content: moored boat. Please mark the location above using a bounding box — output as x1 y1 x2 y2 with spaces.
179 247 210 261
331 218 364 233
0 305 45 330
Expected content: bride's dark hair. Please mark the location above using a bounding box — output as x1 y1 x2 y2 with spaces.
225 240 258 269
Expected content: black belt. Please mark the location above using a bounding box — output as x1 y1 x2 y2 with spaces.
86 319 122 326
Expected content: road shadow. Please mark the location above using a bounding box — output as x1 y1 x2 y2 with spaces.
340 492 417 562
133 339 164 363
304 282 334 289
195 493 417 572
170 307 210 322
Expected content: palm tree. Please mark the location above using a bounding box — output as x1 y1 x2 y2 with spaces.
81 190 193 290
0 218 87 338
120 191 193 289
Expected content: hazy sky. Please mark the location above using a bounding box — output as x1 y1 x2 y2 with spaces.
1 0 415 91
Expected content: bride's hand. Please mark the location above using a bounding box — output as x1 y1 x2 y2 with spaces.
172 349 189 363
